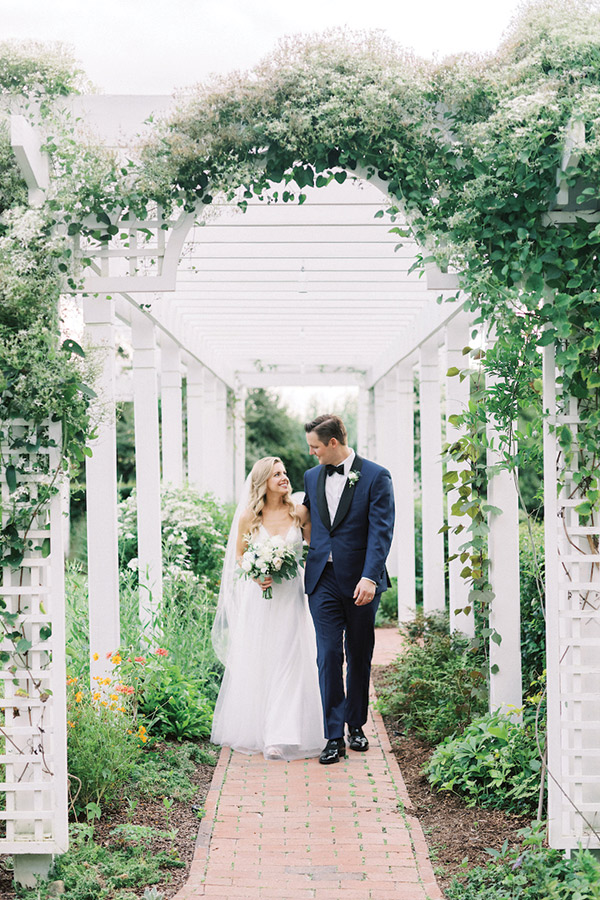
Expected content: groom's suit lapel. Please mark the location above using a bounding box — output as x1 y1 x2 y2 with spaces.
316 465 331 531
331 454 364 532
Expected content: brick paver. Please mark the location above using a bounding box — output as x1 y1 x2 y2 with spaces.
173 628 442 900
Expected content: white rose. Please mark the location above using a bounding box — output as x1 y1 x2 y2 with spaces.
241 557 253 572
272 557 283 570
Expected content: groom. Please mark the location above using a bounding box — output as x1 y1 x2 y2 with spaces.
303 414 395 765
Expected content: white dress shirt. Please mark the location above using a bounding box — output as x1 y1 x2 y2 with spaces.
325 450 376 585
325 449 355 523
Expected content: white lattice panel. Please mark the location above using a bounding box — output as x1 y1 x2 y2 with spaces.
74 205 195 293
0 420 68 854
544 349 600 850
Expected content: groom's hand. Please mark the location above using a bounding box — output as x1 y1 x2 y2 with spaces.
353 578 376 606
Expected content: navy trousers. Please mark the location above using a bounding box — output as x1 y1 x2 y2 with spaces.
308 563 380 739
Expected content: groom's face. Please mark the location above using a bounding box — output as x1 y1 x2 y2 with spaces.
306 431 338 465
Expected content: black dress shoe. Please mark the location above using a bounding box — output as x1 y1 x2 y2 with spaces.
319 737 346 765
348 726 369 752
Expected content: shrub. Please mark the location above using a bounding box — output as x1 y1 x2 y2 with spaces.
376 628 486 743
426 704 546 816
375 577 398 625
118 485 231 593
66 678 142 814
111 649 213 742
446 823 600 900
520 520 546 688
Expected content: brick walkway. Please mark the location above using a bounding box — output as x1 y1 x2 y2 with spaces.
173 628 442 900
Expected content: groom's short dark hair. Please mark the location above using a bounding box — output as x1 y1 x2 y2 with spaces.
304 414 347 445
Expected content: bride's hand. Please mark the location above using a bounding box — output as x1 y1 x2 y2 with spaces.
255 575 273 591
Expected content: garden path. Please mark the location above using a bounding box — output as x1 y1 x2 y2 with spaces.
173 628 442 900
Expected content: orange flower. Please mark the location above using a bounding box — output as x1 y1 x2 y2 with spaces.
116 684 135 695
134 656 146 665
93 692 101 701
111 654 122 665
109 693 118 701
155 648 168 657
67 720 75 728
75 691 83 703
101 700 108 707
92 652 99 661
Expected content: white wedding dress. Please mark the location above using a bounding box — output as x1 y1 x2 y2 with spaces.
211 524 324 760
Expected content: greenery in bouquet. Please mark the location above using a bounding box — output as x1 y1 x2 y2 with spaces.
237 533 303 599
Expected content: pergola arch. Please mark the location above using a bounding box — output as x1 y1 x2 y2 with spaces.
5 16 600 874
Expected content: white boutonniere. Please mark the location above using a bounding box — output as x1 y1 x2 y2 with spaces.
348 470 361 487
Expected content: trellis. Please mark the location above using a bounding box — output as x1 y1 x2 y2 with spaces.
0 420 67 885
5 63 600 886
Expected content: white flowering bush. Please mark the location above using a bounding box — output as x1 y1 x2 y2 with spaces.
118 485 231 594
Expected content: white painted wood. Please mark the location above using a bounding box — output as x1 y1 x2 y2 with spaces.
418 338 446 613
543 343 600 849
0 421 68 875
234 385 247 501
445 314 475 636
486 364 522 714
82 296 120 680
357 387 370 456
202 372 231 502
160 336 183 486
186 360 204 492
131 309 163 626
10 115 49 206
395 366 417 621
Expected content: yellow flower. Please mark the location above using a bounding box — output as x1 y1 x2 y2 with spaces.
111 654 122 665
93 692 101 701
102 678 112 685
75 691 83 703
117 706 126 712
101 700 108 707
67 720 75 728
139 734 148 743
92 652 99 661
110 693 118 701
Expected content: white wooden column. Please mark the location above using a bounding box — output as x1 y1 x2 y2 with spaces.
234 384 247 501
419 337 446 613
82 295 120 681
186 360 204 492
375 371 401 578
357 386 371 457
486 367 522 713
445 314 475 636
396 364 417 621
160 336 183 486
202 371 230 501
132 309 163 625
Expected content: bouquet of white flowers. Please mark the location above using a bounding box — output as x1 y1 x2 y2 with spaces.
237 533 303 599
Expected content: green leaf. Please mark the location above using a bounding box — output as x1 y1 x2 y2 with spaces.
41 538 51 558
446 366 461 377
62 339 85 357
6 466 17 493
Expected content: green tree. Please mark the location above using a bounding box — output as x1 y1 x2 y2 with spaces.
245 389 315 492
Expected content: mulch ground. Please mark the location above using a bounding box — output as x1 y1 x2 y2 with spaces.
372 665 532 894
0 748 215 899
1 665 532 898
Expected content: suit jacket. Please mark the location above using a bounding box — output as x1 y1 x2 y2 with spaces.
303 454 395 596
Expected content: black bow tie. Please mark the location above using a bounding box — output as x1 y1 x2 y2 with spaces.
326 463 346 477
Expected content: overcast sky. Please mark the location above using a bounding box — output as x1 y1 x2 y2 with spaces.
3 0 524 95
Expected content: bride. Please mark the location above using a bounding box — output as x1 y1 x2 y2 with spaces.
211 456 324 760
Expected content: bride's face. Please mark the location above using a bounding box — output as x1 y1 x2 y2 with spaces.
266 463 290 497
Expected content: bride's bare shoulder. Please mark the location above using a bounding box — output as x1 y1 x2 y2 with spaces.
237 508 254 532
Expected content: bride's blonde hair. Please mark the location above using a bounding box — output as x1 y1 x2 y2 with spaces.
246 457 301 535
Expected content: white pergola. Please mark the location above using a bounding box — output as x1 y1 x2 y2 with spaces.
3 93 599 883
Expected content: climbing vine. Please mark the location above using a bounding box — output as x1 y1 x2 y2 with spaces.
2 2 600 673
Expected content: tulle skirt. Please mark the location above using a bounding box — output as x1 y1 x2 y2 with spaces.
211 573 324 761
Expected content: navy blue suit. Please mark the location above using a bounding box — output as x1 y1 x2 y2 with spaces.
303 454 394 738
